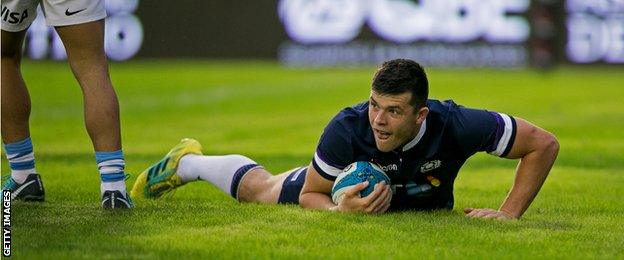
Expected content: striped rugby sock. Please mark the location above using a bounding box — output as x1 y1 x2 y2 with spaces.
4 137 37 184
95 150 127 195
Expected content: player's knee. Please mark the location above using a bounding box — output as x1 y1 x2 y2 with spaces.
238 169 276 204
545 134 559 158
539 131 559 157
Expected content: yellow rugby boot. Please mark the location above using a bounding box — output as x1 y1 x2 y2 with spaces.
131 138 202 199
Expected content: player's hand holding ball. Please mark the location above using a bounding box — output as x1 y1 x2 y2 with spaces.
335 180 392 214
331 161 392 214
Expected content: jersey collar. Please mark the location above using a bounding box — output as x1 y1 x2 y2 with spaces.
402 119 427 152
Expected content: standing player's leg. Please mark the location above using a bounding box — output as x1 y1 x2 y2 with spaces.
54 20 131 209
131 138 304 204
1 29 45 201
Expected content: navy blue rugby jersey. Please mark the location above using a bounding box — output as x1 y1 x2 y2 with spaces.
312 99 517 210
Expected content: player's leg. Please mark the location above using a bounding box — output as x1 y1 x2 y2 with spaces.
130 138 305 204
234 167 290 204
54 20 120 151
1 29 30 143
1 28 45 201
236 166 307 204
53 20 131 208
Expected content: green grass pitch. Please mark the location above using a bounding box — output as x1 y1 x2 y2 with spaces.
2 60 623 259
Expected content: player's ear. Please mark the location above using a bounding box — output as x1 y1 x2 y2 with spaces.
415 106 429 124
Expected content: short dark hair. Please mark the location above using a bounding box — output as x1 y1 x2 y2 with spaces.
371 59 429 109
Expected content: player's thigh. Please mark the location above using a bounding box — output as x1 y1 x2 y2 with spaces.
1 29 27 60
47 0 107 61
54 20 106 60
1 0 35 59
235 168 264 203
273 167 307 204
238 166 305 204
53 20 110 86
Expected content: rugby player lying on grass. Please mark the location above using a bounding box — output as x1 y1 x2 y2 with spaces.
131 59 559 220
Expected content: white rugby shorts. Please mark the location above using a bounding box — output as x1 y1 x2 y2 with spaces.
1 0 106 32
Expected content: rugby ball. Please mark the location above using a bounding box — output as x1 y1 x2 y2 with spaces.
331 161 391 204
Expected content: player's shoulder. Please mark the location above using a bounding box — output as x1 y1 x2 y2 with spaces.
430 99 504 143
424 99 458 128
426 99 460 115
332 101 369 123
324 101 370 134
317 101 375 152
425 99 497 137
426 98 491 124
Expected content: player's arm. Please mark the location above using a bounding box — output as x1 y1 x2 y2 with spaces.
465 117 559 219
299 163 392 214
299 164 337 210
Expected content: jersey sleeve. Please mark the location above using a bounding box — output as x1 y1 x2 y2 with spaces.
312 120 353 181
451 107 517 158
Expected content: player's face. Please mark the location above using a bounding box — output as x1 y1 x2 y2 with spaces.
368 91 428 152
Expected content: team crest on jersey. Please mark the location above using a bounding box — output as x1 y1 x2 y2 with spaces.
420 160 441 173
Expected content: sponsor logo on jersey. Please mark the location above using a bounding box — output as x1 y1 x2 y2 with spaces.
380 164 398 172
1 7 28 24
420 160 441 173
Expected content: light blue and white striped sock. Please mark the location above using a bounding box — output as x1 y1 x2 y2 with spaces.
4 137 37 184
95 150 127 195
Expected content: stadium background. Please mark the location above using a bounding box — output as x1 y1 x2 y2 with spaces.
4 0 623 258
22 0 624 67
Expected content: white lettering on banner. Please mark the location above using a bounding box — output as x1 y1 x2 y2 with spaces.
278 0 366 44
604 17 624 63
278 42 527 67
566 0 624 63
279 0 530 44
25 0 142 61
566 0 624 14
566 14 609 63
